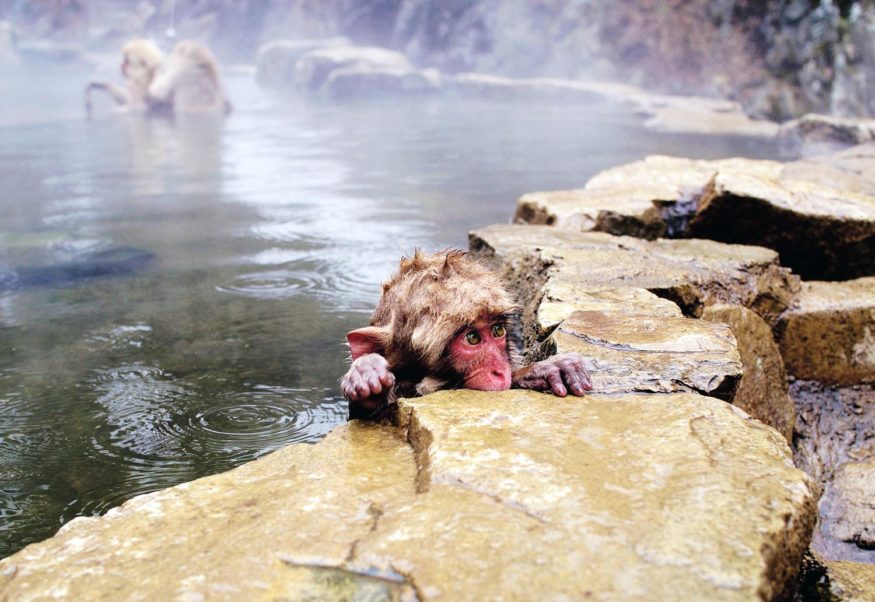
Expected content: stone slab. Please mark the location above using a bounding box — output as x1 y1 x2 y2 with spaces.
776 277 875 385
0 391 817 601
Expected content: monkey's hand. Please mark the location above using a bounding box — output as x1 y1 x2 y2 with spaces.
512 353 592 397
341 353 396 414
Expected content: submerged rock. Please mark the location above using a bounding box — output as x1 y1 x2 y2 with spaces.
514 147 875 281
776 277 875 385
0 391 817 601
323 66 441 100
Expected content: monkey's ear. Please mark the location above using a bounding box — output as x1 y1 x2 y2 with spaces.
347 327 390 360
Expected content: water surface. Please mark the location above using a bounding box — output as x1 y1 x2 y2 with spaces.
0 72 779 557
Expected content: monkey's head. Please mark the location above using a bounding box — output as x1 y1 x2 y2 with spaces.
120 39 163 83
347 250 520 396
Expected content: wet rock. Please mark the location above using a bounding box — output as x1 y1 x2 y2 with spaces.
513 149 875 281
254 38 350 91
703 304 795 443
776 278 875 385
471 224 799 326
817 459 875 562
791 379 875 562
322 66 441 100
0 391 818 601
295 45 412 93
778 113 875 155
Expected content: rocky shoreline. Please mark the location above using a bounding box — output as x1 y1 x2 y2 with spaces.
2 124 873 597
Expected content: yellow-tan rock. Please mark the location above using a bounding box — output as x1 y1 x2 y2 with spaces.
822 560 875 602
512 145 875 280
0 391 818 601
703 304 795 442
776 277 875 385
470 223 799 325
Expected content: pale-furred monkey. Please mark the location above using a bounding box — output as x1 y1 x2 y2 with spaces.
147 40 231 114
85 39 164 113
85 39 230 115
341 250 592 419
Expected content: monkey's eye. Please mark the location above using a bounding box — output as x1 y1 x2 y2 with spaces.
492 324 506 338
465 331 481 345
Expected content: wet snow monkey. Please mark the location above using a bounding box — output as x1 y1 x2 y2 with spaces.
341 250 592 419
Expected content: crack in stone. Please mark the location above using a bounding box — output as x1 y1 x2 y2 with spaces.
557 326 723 355
437 476 549 525
345 503 384 563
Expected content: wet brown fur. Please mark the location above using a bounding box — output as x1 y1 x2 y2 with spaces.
365 250 522 397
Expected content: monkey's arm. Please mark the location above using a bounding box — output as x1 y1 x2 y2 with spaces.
84 82 130 113
341 353 396 418
512 352 592 397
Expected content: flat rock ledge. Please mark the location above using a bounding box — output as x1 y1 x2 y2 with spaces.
513 144 875 281
470 224 802 435
0 391 816 601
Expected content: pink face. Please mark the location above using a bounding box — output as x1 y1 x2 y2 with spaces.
449 318 513 391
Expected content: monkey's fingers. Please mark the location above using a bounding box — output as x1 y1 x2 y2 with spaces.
545 370 568 397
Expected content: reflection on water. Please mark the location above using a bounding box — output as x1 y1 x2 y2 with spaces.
0 74 780 557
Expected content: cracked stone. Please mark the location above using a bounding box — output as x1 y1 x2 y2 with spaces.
0 391 817 601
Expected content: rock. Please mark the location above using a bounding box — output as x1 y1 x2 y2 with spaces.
294 45 412 93
776 278 875 385
778 113 875 155
791 380 875 562
551 309 741 401
816 458 875 562
796 552 875 602
791 381 875 485
513 149 875 281
254 37 350 91
703 304 795 442
0 391 818 601
687 160 875 282
470 224 799 325
322 66 441 100
823 560 875 602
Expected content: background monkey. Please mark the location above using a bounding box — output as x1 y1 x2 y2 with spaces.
147 40 231 114
85 39 230 115
341 250 591 419
85 38 164 114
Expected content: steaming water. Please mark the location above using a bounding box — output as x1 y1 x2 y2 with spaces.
0 71 779 557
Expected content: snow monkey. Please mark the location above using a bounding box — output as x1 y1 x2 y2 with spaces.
85 39 230 115
85 38 164 113
341 250 592 419
147 40 231 114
